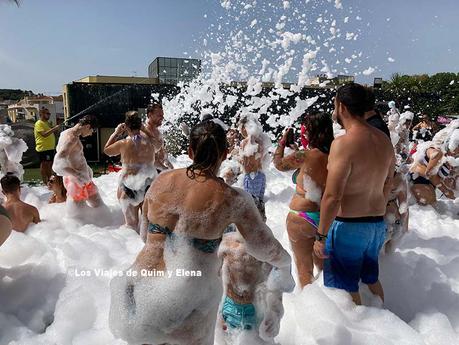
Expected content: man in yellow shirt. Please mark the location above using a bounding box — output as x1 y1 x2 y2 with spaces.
34 107 60 184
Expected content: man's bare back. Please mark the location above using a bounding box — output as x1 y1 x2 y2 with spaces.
315 83 395 305
332 123 394 217
4 200 40 232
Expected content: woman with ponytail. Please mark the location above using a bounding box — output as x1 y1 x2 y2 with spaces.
110 120 293 345
104 111 160 230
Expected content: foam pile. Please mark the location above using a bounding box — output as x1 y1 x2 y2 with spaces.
0 125 27 181
0 157 458 344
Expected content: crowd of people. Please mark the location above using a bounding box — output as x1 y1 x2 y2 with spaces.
0 82 458 344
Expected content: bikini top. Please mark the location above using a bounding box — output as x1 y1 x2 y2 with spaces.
292 168 300 185
148 223 222 254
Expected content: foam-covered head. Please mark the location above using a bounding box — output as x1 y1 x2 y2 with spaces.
302 112 334 154
187 120 228 179
1 173 20 195
335 83 367 118
238 115 262 138
388 100 396 109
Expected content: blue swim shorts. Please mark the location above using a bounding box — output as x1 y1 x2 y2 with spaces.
222 295 257 330
324 216 387 293
243 171 266 201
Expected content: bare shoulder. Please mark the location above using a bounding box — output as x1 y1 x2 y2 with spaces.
329 135 348 153
152 168 177 185
226 186 255 211
24 202 38 213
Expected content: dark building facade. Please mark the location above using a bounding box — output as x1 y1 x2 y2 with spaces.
148 57 201 85
63 80 178 162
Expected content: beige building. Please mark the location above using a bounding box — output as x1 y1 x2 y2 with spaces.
7 95 64 124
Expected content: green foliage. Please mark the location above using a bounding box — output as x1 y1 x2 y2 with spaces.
0 89 34 102
380 72 459 119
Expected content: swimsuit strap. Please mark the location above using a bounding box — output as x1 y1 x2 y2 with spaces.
192 237 222 253
148 223 172 235
148 222 221 253
292 168 300 185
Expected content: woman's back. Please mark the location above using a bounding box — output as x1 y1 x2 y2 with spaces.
120 135 156 168
145 168 239 241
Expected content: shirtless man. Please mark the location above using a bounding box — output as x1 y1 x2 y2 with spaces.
314 83 395 305
1 174 40 232
238 116 268 220
52 115 104 208
142 103 173 172
218 229 284 343
104 111 160 231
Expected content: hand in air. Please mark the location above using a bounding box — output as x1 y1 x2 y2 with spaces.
115 124 126 135
313 240 329 259
282 127 292 141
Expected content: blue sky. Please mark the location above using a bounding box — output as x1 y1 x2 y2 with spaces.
0 0 458 94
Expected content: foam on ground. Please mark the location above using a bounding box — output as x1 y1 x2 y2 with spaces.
0 157 458 344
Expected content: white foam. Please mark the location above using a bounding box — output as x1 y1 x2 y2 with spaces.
0 125 27 181
1 157 459 344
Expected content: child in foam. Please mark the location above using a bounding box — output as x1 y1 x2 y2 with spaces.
218 227 284 344
237 116 270 221
1 174 40 232
104 111 161 232
52 115 104 208
109 121 293 345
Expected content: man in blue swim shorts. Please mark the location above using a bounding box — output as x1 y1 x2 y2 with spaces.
313 83 396 305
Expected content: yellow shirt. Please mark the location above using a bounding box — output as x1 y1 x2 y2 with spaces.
34 119 56 152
